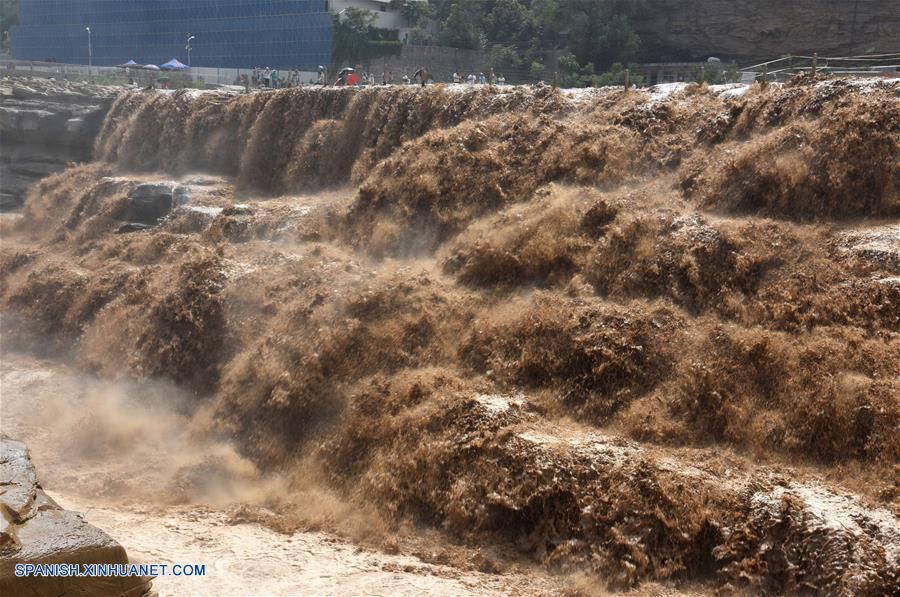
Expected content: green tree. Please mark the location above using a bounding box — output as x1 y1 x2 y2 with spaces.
406 25 435 44
484 0 534 43
332 6 376 66
439 0 484 49
595 62 642 86
531 0 566 45
332 7 400 67
430 0 643 78
491 44 522 73
1 0 19 51
429 0 459 22
389 0 431 29
558 51 594 87
560 0 642 70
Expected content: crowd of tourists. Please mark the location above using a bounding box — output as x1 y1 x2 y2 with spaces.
237 65 510 91
451 71 506 85
246 67 304 88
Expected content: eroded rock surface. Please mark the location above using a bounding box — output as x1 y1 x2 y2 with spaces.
0 77 118 210
0 437 151 597
836 224 900 273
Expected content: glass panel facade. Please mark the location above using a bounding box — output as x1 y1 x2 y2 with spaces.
10 0 332 69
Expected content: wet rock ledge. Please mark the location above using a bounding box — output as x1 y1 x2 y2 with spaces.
0 437 151 596
0 76 118 210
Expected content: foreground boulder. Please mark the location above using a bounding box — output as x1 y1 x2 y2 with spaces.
0 437 151 597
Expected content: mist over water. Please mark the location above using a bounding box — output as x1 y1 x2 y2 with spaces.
2 348 567 596
0 345 267 507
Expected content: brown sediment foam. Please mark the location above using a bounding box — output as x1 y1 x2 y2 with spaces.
2 78 900 591
680 79 900 220
93 85 567 195
441 185 595 289
326 375 898 592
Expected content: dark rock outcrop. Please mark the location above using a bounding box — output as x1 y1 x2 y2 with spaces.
0 437 151 597
0 77 117 210
120 182 176 225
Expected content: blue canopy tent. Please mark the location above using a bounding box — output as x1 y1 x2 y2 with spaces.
160 58 188 71
117 59 139 68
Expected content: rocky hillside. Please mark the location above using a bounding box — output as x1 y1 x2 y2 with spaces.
637 0 900 62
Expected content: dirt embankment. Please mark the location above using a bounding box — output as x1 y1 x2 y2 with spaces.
2 78 899 593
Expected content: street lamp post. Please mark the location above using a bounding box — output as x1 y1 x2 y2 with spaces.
186 34 195 67
85 26 92 67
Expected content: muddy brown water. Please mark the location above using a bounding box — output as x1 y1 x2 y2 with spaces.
0 350 568 596
2 79 898 594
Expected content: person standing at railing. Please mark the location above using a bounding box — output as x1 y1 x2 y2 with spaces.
413 67 433 87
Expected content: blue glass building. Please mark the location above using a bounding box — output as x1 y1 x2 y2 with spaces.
10 0 332 69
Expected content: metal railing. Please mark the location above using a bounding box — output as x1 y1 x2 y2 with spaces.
740 52 900 83
5 52 897 91
0 58 320 88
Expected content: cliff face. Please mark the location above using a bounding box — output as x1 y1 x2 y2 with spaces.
0 78 116 211
636 0 900 63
